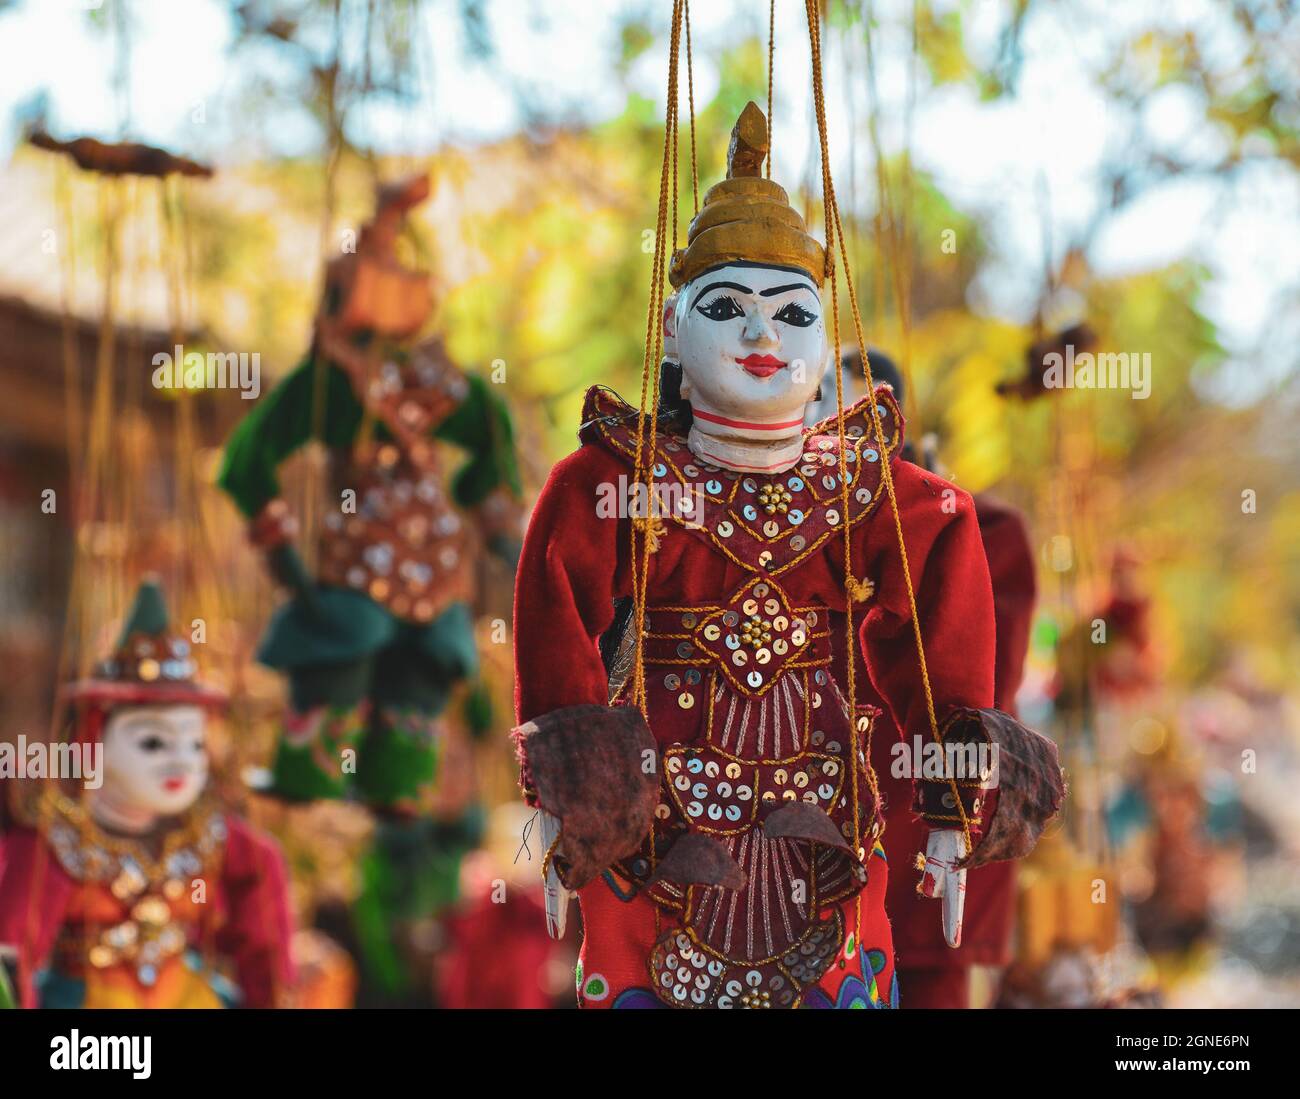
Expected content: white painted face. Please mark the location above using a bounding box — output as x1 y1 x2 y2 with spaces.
101 705 209 817
668 262 829 431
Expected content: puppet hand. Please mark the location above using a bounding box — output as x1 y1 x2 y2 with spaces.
538 809 574 940
249 498 298 550
918 828 968 948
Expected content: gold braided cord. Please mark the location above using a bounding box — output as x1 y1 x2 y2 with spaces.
629 0 685 715
802 0 865 937
804 0 973 855
670 48 680 252
630 0 689 937
685 0 699 214
766 0 776 179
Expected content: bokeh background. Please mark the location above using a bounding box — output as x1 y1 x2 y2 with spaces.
0 0 1297 1007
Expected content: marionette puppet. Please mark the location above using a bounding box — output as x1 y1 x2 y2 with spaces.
0 581 294 1008
218 175 521 814
511 103 1064 1009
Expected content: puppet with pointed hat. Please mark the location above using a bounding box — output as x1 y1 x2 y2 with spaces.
0 580 294 1008
510 104 1063 1008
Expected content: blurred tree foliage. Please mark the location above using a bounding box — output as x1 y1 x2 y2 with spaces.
58 0 1296 691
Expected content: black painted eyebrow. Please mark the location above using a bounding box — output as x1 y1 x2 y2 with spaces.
691 281 753 307
760 282 818 297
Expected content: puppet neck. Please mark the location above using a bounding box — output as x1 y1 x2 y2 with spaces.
684 400 805 474
89 787 159 836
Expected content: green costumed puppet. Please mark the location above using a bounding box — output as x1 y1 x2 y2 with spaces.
217 175 521 815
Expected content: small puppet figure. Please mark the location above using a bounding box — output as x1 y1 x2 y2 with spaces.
217 175 521 814
1092 544 1157 701
0 581 294 1009
511 104 1063 1009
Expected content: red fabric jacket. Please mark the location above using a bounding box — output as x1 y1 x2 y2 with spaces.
514 396 996 748
865 494 1037 968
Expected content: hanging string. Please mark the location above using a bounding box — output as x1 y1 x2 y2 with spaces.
766 0 776 179
72 174 126 1004
304 0 347 578
841 18 862 281
625 0 687 937
802 0 866 937
684 0 699 215
898 0 921 441
55 165 83 503
803 0 972 860
629 0 685 715
670 31 680 252
80 177 125 671
860 8 922 441
27 159 92 1003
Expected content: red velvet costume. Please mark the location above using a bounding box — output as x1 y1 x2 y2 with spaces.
513 385 1004 1009
864 495 1037 1007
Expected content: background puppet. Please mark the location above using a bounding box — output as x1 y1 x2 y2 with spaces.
0 581 294 1009
217 175 521 815
511 103 1064 1009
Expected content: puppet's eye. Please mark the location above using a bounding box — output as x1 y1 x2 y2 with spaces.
774 302 817 328
696 295 744 321
139 736 166 752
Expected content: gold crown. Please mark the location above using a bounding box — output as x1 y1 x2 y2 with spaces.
669 102 826 289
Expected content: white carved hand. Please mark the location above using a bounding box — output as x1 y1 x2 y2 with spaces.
918 828 968 948
538 809 574 940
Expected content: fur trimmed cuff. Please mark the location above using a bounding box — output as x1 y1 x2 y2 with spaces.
962 708 1063 868
512 703 660 890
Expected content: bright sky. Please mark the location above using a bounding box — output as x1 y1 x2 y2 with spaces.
1 0 1295 400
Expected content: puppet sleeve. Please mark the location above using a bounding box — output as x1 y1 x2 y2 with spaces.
215 815 296 1009
436 373 523 507
216 354 362 518
975 496 1037 714
858 461 996 834
0 828 76 1008
513 443 630 723
858 462 1063 863
510 443 660 889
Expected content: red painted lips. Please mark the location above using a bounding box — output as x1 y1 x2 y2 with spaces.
736 353 787 378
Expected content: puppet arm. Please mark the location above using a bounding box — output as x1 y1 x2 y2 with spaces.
217 353 363 593
436 374 524 568
0 828 76 1007
214 815 295 1008
511 445 659 933
217 353 362 520
858 461 1062 946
